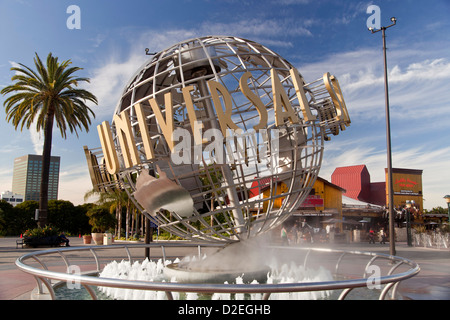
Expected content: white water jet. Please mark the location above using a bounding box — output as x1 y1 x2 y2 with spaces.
413 231 449 249
98 254 334 300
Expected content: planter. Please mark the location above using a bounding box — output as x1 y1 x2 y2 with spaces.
91 232 104 245
82 235 92 244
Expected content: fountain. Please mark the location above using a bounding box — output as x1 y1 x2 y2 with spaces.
82 35 353 294
16 37 419 301
413 230 449 249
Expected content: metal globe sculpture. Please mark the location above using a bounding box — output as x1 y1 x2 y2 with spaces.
85 36 350 243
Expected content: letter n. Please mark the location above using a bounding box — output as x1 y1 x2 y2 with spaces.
113 110 141 168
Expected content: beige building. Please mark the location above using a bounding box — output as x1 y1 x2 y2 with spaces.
12 154 60 201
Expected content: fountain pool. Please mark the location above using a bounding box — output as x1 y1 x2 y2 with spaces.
16 242 420 300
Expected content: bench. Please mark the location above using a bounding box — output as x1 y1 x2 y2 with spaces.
22 235 69 248
16 239 24 249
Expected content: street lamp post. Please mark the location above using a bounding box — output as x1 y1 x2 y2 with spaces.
369 17 397 256
405 200 413 247
444 195 450 225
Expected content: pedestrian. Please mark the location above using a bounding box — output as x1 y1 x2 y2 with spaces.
59 232 70 247
290 223 298 244
281 225 289 246
380 228 386 244
368 228 375 244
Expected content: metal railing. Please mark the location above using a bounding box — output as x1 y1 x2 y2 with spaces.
15 243 420 300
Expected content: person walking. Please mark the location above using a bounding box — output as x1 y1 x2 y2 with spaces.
380 228 387 244
369 228 375 244
281 225 289 246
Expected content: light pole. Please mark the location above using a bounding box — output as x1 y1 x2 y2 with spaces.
369 17 397 256
405 200 413 246
444 195 450 225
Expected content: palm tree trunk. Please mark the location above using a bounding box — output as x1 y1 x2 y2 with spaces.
131 208 135 237
126 199 131 239
38 111 54 228
114 204 119 236
117 203 122 237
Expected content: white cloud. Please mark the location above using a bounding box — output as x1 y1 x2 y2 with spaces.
85 53 147 119
30 128 43 154
58 164 96 205
298 47 450 125
59 173 93 205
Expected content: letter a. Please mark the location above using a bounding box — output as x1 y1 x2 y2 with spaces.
271 69 300 126
66 5 81 30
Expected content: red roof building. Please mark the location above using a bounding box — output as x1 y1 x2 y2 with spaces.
331 165 385 206
331 165 371 200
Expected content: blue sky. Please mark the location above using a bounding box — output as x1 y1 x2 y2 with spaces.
0 0 449 210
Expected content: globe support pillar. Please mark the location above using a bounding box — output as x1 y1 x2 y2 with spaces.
196 77 246 235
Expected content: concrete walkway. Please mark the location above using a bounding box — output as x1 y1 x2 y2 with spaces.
1 236 449 300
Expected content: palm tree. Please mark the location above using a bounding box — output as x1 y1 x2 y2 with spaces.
84 188 126 237
1 53 98 227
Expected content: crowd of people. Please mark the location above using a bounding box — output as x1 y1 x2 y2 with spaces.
280 220 330 245
280 219 391 246
368 227 387 244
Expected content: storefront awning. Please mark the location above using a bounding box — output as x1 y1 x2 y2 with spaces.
291 209 338 216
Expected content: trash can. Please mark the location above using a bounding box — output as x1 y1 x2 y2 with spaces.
103 233 113 245
353 230 361 242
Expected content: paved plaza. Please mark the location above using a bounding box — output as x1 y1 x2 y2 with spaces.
0 236 449 300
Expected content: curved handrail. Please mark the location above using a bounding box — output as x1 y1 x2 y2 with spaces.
15 243 420 300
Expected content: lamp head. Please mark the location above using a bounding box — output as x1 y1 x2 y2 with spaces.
390 17 397 23
444 195 450 204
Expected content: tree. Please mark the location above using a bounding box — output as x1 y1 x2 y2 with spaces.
0 200 13 236
1 53 97 227
85 188 127 236
10 201 39 235
86 205 116 233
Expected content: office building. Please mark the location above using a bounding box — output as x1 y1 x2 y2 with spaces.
0 191 24 206
12 154 60 201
